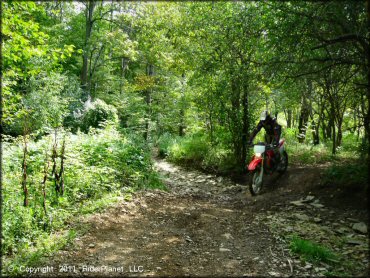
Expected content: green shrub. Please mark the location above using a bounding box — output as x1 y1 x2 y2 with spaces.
202 145 237 172
323 161 368 187
167 134 209 164
159 131 242 173
80 99 118 133
356 138 368 158
156 133 177 158
282 127 299 144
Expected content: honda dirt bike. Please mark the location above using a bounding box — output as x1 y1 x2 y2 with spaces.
247 139 288 196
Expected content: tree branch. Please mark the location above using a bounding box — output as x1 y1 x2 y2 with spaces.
311 34 368 51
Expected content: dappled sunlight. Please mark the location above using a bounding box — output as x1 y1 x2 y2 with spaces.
154 160 179 173
165 236 183 244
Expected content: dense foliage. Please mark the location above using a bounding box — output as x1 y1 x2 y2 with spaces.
2 126 162 271
1 0 368 272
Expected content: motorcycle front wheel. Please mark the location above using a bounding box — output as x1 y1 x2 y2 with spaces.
249 166 264 196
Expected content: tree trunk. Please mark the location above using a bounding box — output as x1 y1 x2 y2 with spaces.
336 116 343 147
22 135 28 207
298 80 312 143
298 97 310 143
179 73 186 137
354 108 360 140
110 0 114 32
325 73 333 141
144 64 154 141
312 120 320 145
51 129 60 195
81 0 96 94
321 120 327 140
327 115 333 139
59 1 63 22
120 58 128 95
241 79 249 171
208 111 214 144
287 109 292 128
22 115 30 207
144 91 150 141
179 108 185 137
41 152 49 215
59 136 66 195
331 107 336 155
230 76 241 165
332 122 336 155
366 0 370 185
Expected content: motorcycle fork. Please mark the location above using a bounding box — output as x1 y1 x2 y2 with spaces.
259 155 264 179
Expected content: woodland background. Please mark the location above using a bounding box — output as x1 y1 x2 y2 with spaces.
1 0 368 272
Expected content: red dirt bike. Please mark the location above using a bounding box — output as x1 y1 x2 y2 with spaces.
247 139 288 195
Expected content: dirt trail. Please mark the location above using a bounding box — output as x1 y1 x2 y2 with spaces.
37 159 368 277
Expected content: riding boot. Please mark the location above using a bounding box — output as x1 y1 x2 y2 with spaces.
273 147 280 170
275 148 281 162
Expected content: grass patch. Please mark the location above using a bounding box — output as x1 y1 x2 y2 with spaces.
281 128 362 165
288 143 336 165
325 270 352 277
78 192 123 214
323 161 368 187
290 235 339 264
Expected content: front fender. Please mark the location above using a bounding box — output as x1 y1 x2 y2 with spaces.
248 157 263 171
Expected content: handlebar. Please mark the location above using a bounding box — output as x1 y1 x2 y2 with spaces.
249 142 277 148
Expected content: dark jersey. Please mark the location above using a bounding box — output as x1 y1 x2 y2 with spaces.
249 116 281 145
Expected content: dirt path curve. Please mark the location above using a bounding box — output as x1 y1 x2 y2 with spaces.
38 159 368 277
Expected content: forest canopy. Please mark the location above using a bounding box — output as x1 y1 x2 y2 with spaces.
2 1 368 157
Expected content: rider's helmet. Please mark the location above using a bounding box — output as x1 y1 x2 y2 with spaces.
260 110 270 121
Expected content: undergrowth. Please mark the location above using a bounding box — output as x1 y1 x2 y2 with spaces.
156 128 363 174
323 161 368 187
2 124 164 276
283 128 363 165
156 132 238 173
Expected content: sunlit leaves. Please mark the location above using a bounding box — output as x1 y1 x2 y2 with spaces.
2 1 78 133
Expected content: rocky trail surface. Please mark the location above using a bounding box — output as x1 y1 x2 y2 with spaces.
38 159 368 277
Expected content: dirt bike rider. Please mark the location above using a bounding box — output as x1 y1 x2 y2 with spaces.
248 110 282 168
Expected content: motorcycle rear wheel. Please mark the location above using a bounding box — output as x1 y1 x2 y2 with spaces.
249 167 263 196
